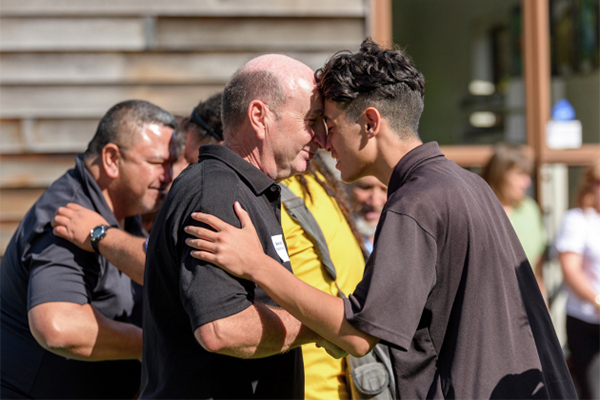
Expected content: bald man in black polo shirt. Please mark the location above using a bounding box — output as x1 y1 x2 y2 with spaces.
139 55 343 399
186 39 576 399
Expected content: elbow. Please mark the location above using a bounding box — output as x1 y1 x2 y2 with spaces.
30 320 91 358
345 335 378 358
30 317 64 350
194 323 228 354
347 342 374 358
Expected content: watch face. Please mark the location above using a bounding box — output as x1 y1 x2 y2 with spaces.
91 225 106 241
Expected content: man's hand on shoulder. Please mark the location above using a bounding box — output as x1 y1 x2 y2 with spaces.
52 203 108 252
52 203 146 284
185 201 269 281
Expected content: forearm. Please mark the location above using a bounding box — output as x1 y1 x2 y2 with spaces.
29 302 143 361
84 306 143 361
195 302 321 359
249 255 377 357
559 252 599 307
185 205 376 356
98 230 146 285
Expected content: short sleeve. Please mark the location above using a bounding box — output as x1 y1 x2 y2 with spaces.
180 242 255 330
178 174 255 331
555 210 586 255
27 233 98 310
344 211 437 351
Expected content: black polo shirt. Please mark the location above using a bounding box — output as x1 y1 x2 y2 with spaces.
344 142 576 399
0 155 143 399
140 144 304 399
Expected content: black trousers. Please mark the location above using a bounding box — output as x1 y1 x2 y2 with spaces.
567 315 600 399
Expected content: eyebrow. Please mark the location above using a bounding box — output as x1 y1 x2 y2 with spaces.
308 108 324 118
147 152 171 162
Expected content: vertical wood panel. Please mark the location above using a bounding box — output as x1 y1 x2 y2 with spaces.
522 0 551 203
369 0 393 47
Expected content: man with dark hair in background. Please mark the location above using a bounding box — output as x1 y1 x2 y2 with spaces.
48 94 224 333
0 100 177 399
182 91 224 163
185 39 577 399
51 92 226 270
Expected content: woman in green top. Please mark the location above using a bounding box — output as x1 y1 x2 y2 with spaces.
482 142 547 300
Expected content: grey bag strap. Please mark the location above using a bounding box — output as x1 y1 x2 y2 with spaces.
279 183 337 281
279 182 397 400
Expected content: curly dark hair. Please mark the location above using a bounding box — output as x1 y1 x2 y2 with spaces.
315 38 425 139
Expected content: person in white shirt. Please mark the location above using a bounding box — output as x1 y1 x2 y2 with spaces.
555 159 600 400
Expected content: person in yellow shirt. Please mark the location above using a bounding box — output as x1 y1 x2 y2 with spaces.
280 153 365 400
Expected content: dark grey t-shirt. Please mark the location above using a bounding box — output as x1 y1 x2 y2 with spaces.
140 145 303 399
0 155 142 399
344 142 575 399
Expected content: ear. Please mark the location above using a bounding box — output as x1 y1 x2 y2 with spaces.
102 143 121 179
363 107 382 138
248 100 269 140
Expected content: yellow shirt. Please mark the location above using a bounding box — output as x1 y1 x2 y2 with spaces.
281 174 365 400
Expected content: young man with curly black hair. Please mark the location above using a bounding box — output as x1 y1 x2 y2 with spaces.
185 39 576 399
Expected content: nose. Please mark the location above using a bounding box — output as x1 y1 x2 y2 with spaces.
325 132 334 153
373 188 387 207
365 186 386 207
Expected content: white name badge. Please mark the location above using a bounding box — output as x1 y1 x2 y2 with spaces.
271 234 290 262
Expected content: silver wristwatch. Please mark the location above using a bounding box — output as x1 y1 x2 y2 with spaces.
90 224 115 254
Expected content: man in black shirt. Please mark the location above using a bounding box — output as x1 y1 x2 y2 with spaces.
186 39 577 399
139 55 340 399
0 100 178 399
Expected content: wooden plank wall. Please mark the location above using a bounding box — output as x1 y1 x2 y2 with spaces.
0 0 369 255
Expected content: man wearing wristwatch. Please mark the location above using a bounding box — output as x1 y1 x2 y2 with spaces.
0 100 178 399
90 224 117 251
47 94 221 284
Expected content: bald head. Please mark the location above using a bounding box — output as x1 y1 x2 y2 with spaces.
221 54 316 136
243 54 315 84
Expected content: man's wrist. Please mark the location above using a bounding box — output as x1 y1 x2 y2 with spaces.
90 224 117 254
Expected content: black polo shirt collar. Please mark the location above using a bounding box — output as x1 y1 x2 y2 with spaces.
198 144 280 197
387 141 445 196
73 154 123 229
